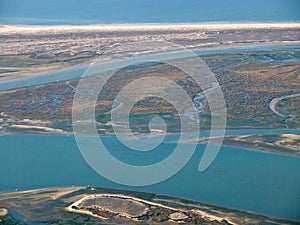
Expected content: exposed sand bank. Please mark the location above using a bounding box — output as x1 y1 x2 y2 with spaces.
0 208 8 217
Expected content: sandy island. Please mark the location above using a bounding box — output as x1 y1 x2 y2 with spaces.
66 193 237 224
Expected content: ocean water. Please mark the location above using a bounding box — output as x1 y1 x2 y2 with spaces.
0 0 299 25
1 135 300 221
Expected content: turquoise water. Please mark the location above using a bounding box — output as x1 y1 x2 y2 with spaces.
0 0 299 25
1 135 300 221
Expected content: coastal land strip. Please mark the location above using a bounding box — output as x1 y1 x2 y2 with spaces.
1 22 299 81
0 23 299 158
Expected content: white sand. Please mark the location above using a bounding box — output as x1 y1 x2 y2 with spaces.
10 124 64 133
1 23 300 34
0 208 8 217
193 209 238 225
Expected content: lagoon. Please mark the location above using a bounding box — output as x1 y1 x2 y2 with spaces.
0 134 300 221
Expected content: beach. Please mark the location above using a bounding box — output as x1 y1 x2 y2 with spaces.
1 22 300 33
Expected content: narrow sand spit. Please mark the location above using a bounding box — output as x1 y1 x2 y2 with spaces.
269 93 300 117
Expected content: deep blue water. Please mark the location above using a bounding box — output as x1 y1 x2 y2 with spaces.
0 0 299 25
0 135 300 221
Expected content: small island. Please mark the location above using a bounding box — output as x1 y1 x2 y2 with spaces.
0 186 297 225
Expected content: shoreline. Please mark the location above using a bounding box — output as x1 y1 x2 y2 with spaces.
66 193 237 224
1 129 299 158
0 186 297 224
1 22 300 33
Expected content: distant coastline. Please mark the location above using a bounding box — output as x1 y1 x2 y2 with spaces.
1 22 300 33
